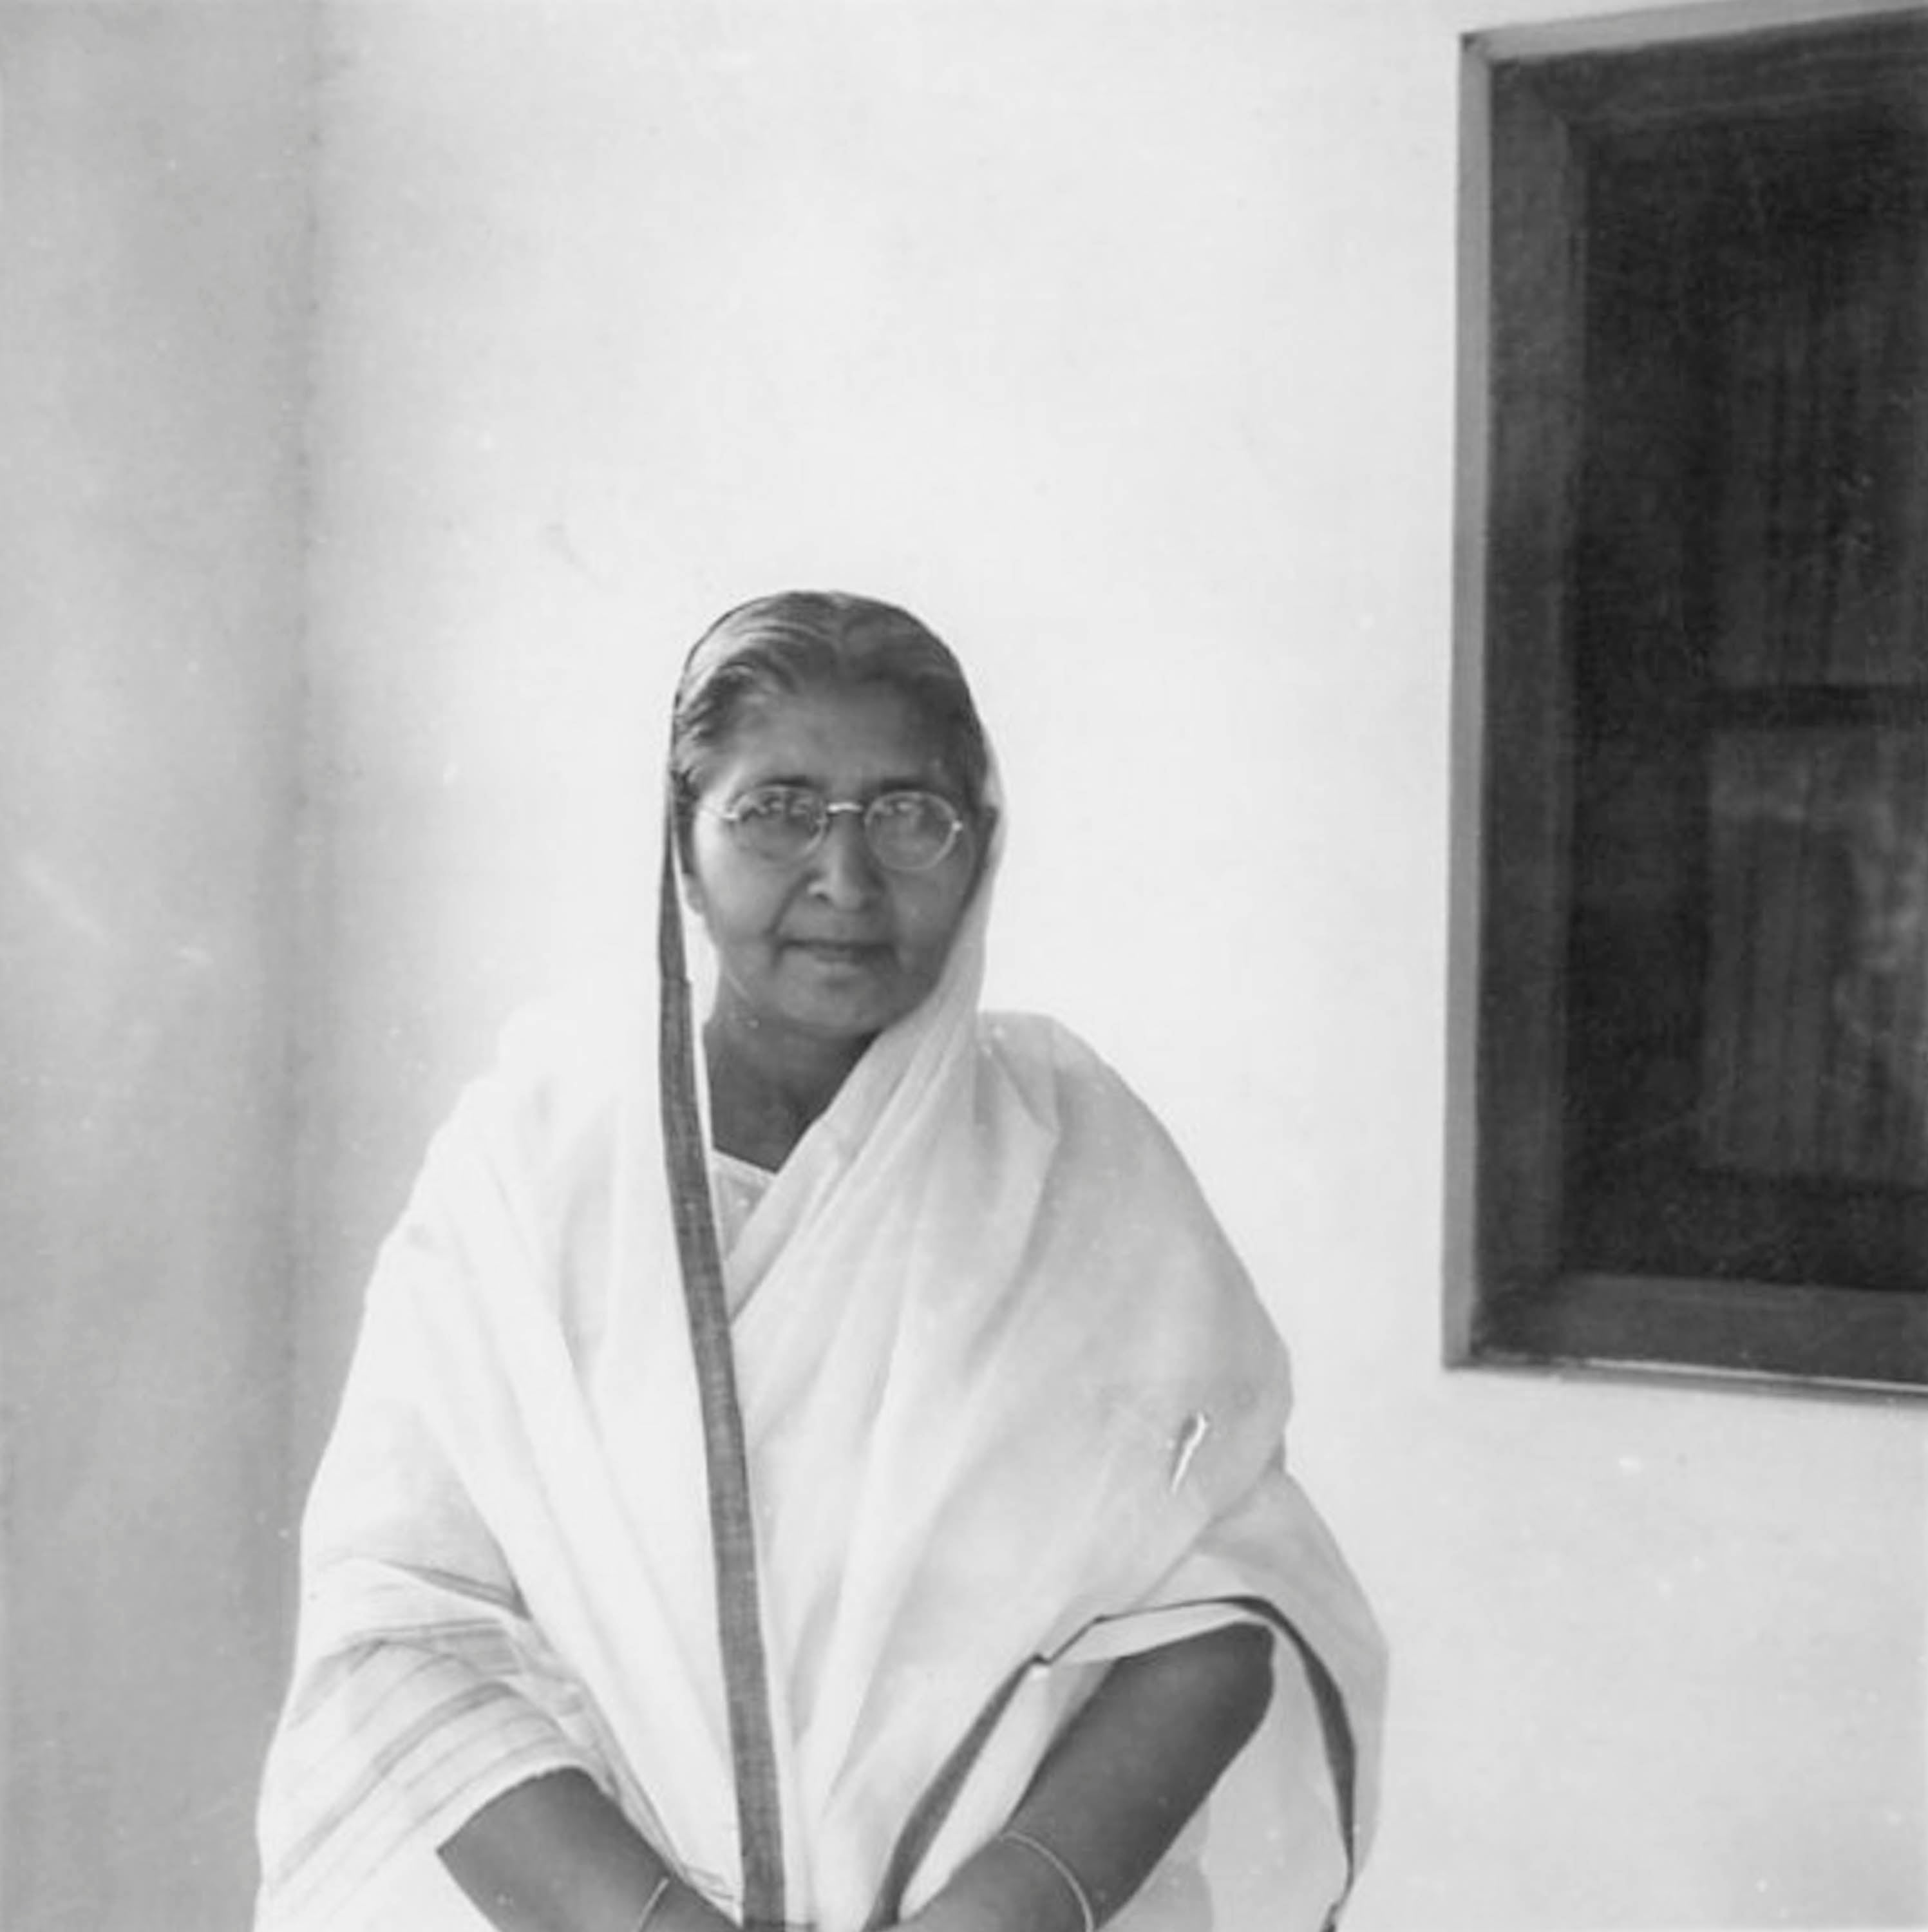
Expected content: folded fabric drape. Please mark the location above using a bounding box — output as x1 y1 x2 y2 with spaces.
255 785 1386 1932
658 824 789 1932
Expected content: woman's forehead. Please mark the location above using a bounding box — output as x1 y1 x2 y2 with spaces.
705 683 955 789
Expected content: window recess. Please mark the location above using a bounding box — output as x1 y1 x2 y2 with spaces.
1451 5 1928 1393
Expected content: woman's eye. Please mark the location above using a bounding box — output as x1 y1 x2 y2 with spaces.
740 788 817 825
879 792 952 834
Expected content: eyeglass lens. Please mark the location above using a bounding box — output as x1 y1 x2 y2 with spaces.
730 788 959 871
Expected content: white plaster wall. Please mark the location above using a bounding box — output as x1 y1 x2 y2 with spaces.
1 3 1921 1929
0 6 312 1927
292 7 1927 1930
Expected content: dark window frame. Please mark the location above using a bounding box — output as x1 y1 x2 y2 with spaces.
1448 4 1928 1396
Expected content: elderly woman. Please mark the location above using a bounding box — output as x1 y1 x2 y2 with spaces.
254 592 1385 1932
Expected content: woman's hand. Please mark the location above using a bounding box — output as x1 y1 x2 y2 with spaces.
889 1835 1087 1932
442 1770 738 1932
896 1624 1275 1932
892 1841 1077 1932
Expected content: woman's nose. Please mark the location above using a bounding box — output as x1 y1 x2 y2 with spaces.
808 811 882 907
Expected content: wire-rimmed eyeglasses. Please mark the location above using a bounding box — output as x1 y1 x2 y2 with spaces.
701 784 967 873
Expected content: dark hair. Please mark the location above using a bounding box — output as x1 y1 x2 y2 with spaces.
667 591 992 853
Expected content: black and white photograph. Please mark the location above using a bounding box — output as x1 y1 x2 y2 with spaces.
0 3 1922 1929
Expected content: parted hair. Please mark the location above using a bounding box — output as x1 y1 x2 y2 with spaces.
667 592 992 855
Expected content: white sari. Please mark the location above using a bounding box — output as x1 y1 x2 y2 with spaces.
254 819 1386 1932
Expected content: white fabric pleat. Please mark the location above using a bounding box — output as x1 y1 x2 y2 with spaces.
255 804 1385 1932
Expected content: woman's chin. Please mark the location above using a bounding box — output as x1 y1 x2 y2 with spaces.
781 990 903 1045
776 954 913 1034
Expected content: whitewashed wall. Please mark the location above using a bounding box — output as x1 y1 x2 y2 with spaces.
293 6 1927 1929
1 3 1922 1929
0 7 312 1927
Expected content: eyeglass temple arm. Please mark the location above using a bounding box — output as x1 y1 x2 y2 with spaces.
711 797 947 824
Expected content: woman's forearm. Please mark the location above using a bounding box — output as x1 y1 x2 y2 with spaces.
445 1625 1271 1932
440 1769 736 1932
910 1622 1275 1932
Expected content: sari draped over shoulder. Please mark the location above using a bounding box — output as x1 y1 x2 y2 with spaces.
254 820 1386 1932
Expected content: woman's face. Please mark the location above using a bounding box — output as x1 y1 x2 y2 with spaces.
685 681 983 1059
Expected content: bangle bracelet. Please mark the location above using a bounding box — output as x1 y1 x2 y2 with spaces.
996 1829 1096 1932
633 1874 675 1932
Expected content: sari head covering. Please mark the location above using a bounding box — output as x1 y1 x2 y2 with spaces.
666 592 994 827
254 592 1386 1932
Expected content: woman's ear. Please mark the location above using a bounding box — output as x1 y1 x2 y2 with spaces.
677 842 708 919
669 798 708 918
968 806 1001 895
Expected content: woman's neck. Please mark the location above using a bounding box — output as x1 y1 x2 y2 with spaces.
703 1013 871 1170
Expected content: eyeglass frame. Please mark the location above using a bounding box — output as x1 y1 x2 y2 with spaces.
697 785 970 874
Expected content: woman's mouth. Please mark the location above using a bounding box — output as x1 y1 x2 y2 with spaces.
788 939 887 967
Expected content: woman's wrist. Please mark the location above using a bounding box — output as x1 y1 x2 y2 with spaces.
440 1771 741 1932
992 1831 1095 1932
650 1876 741 1932
903 1832 1094 1932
